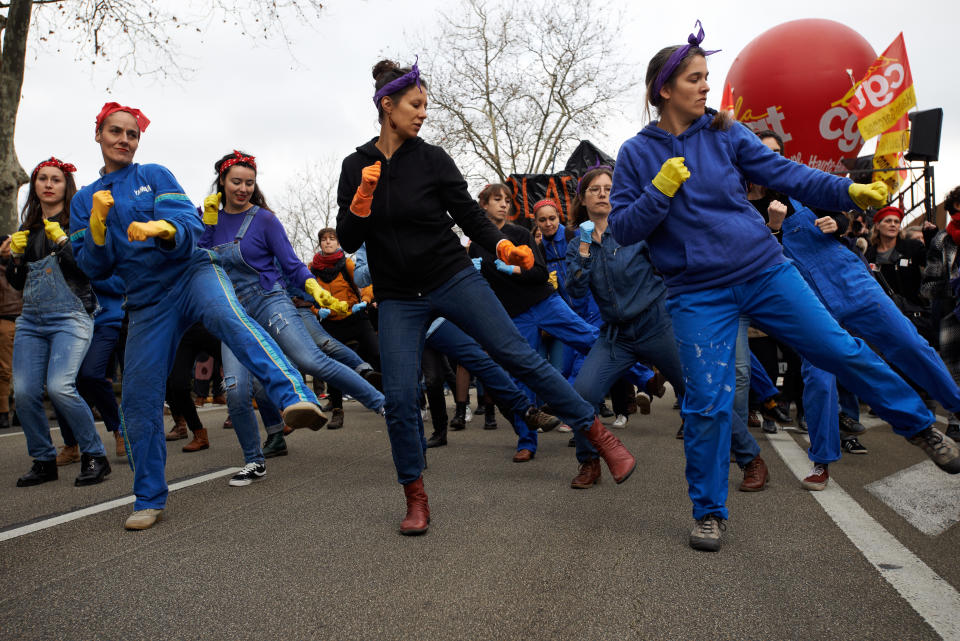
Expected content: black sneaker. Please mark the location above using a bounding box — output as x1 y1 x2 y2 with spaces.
598 402 614 418
839 412 866 435
74 453 111 486
795 416 808 434
483 404 497 430
761 400 791 424
426 430 447 448
262 432 287 458
761 419 778 434
841 437 869 455
16 459 58 487
909 427 960 474
229 462 266 486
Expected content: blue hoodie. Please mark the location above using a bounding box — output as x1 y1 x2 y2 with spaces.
609 111 857 294
70 163 201 310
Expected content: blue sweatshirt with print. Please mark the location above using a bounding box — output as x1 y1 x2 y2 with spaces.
608 110 858 294
70 163 202 310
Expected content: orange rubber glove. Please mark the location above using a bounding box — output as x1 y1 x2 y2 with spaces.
127 220 176 242
350 161 381 218
496 239 534 270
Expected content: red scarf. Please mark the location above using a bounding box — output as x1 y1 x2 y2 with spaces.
947 213 960 245
311 250 344 271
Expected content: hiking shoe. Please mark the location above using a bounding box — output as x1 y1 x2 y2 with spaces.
262 432 287 458
612 414 628 429
909 427 960 474
327 408 345 430
524 406 561 432
689 514 726 551
229 462 266 487
801 463 829 490
839 412 866 435
56 444 80 466
841 437 868 455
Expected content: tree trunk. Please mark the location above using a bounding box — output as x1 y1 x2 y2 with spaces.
0 0 33 235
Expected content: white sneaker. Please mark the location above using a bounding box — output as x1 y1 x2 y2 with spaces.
464 406 473 423
556 423 572 433
229 462 266 487
612 414 628 429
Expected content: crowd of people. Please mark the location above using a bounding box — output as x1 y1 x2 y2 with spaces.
1 21 959 552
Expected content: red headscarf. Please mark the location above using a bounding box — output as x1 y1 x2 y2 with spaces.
532 199 561 215
31 157 77 180
219 150 257 175
95 102 151 132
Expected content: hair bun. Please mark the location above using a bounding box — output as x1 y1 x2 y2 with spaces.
372 59 400 81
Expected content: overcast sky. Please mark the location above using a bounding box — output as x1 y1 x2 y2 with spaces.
13 0 959 235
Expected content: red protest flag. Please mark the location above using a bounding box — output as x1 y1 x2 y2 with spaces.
849 33 916 141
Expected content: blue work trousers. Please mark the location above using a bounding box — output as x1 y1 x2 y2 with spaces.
121 251 317 510
805 284 960 464
379 268 594 484
665 262 933 520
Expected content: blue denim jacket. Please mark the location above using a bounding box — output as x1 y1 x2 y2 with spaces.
565 227 666 326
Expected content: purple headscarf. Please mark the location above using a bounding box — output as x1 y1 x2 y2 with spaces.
651 21 720 100
373 56 422 108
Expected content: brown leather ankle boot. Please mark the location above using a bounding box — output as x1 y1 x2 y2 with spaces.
585 417 636 483
400 477 430 535
165 417 188 441
570 458 602 489
182 428 209 452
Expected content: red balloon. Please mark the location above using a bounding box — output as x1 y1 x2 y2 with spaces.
723 19 876 173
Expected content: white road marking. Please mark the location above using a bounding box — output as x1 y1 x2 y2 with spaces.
765 430 960 640
866 461 960 536
0 467 240 543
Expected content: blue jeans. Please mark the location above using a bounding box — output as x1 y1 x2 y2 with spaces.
122 251 317 510
78 323 122 432
665 261 933 520
572 299 685 462
379 268 595 484
732 317 761 468
223 291 385 464
296 307 369 373
14 309 102 460
427 319 536 452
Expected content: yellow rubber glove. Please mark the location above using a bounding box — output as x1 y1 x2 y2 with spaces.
548 270 559 290
90 190 114 246
10 231 29 256
127 220 176 242
350 161 381 217
304 278 350 315
203 193 221 226
848 181 889 211
43 219 68 244
651 157 690 198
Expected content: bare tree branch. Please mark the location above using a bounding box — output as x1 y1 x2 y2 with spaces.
416 0 635 188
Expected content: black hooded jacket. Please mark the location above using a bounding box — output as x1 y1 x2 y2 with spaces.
336 137 505 300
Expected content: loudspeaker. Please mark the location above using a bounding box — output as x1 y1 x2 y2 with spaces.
905 108 943 162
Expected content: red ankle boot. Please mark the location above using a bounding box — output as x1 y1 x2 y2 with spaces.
400 477 430 535
585 417 636 483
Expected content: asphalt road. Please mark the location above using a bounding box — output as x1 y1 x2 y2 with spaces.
0 393 957 641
